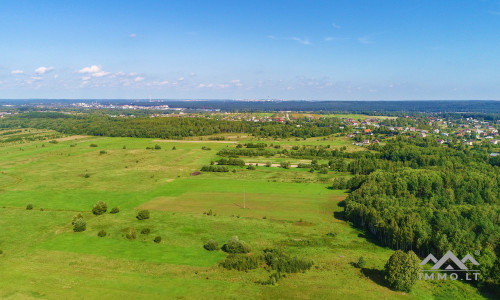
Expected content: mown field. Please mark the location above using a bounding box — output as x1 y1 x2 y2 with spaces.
0 131 487 299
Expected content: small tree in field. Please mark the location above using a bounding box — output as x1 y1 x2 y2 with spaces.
73 218 86 232
92 201 107 215
136 210 150 220
384 250 420 292
26 203 33 210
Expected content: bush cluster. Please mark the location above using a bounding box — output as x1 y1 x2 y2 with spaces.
154 236 162 243
217 158 245 166
221 236 251 254
126 228 137 240
73 218 86 232
110 207 120 214
220 254 260 271
98 230 107 237
92 201 107 215
136 210 150 220
200 165 229 172
263 249 313 273
203 240 219 251
141 228 151 235
26 203 33 210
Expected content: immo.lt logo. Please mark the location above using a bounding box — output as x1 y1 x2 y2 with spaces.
419 250 480 281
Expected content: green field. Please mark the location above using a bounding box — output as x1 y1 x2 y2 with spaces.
0 134 487 299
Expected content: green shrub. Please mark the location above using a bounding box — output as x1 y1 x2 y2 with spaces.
204 240 219 251
92 201 107 215
220 254 260 271
354 256 365 268
263 248 313 273
110 207 120 214
84 173 90 178
136 210 150 220
99 150 107 155
73 218 86 232
72 213 83 224
90 144 98 147
154 144 161 150
141 228 151 235
26 203 33 210
265 161 272 167
0 250 3 255
222 236 251 254
247 164 256 170
154 236 162 243
384 250 420 292
98 230 107 237
126 228 137 240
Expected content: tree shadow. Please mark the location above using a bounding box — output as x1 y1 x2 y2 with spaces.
333 200 345 220
361 268 388 288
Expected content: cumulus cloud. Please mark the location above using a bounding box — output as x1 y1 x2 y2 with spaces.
134 76 144 82
11 70 24 75
35 66 54 74
129 33 137 38
78 65 110 77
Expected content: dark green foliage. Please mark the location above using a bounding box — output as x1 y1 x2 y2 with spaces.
220 254 260 271
263 249 313 273
203 240 219 251
201 146 211 150
73 218 86 232
89 144 98 147
141 228 151 234
26 203 33 210
92 201 107 215
200 165 229 172
217 158 245 166
98 230 107 237
279 161 291 169
247 164 256 170
319 167 329 174
154 236 162 243
84 173 90 178
0 250 3 254
99 150 107 155
154 144 161 150
384 250 420 292
221 236 251 254
265 161 272 167
172 146 176 150
354 256 366 268
110 207 120 214
136 210 150 220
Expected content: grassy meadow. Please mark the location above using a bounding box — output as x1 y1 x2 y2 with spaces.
0 131 487 299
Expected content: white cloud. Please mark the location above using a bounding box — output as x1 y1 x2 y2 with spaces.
81 76 91 81
129 33 137 38
332 23 341 29
78 65 110 77
35 66 54 74
11 70 24 75
78 65 102 74
178 77 184 81
134 76 144 82
147 80 169 86
53 74 59 79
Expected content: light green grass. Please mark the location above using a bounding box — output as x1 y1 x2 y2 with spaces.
0 135 488 299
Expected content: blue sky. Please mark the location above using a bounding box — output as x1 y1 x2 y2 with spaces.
1 0 500 100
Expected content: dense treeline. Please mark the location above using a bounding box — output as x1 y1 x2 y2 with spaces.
0 112 345 139
342 138 499 290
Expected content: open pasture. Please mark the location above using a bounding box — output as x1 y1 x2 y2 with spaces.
0 135 486 299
